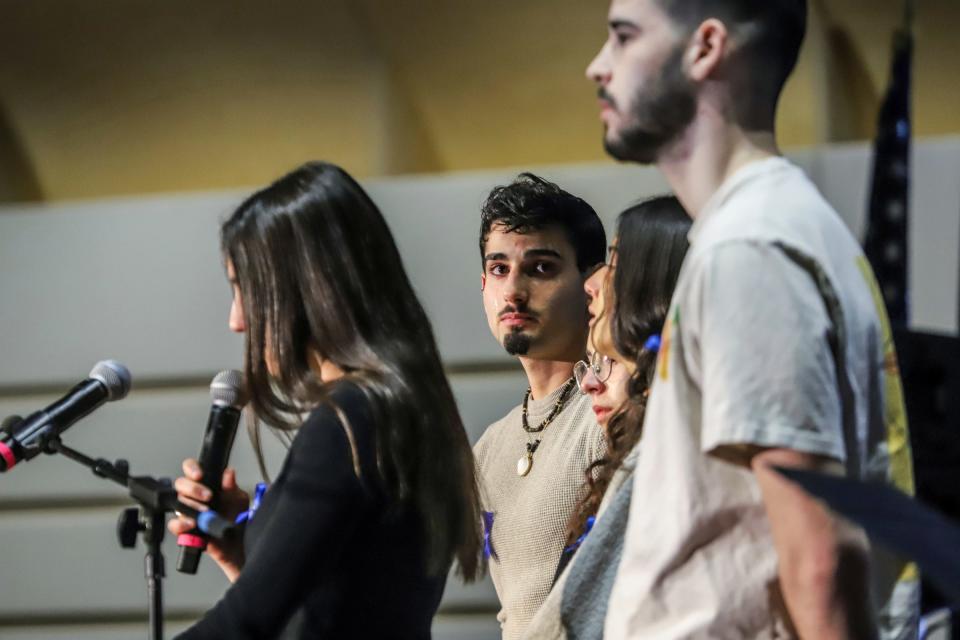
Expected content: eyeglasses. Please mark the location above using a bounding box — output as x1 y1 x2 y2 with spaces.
573 352 614 392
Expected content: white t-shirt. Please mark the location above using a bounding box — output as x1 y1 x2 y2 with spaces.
604 157 918 639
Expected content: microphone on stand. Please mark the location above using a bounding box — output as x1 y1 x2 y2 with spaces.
176 369 246 574
0 360 131 471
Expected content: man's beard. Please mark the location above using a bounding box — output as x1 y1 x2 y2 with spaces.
603 45 697 165
503 330 533 356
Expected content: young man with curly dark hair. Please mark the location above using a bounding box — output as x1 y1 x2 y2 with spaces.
473 173 607 639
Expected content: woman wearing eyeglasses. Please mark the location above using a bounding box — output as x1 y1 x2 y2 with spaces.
573 353 629 431
523 196 690 640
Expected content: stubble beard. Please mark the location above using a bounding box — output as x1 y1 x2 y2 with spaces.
603 45 697 165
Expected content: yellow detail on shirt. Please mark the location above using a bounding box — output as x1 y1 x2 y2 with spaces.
856 255 918 582
658 307 678 381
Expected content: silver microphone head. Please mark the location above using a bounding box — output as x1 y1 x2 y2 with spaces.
210 370 246 408
89 360 132 401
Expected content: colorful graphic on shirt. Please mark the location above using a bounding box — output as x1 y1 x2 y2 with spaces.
658 307 678 380
856 255 917 582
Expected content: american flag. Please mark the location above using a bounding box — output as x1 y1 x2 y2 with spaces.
863 20 913 327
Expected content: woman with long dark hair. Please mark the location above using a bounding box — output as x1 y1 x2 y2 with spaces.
169 161 483 639
523 195 690 639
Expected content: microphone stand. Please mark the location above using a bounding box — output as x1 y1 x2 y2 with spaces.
41 435 228 640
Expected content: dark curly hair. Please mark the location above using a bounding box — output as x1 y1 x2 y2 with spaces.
565 195 691 547
479 172 606 273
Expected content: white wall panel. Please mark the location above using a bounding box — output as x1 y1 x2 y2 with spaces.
0 508 225 617
810 137 960 333
433 614 501 640
0 616 501 640
3 145 943 387
806 142 871 235
0 386 287 502
0 617 502 640
449 370 528 444
0 370 528 502
0 193 245 387
0 622 193 640
908 138 960 334
0 167 630 387
0 508 499 621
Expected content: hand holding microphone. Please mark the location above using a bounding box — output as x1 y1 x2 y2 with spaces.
169 370 250 580
169 459 249 582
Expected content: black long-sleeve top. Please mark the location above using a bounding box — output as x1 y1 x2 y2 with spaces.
177 380 446 639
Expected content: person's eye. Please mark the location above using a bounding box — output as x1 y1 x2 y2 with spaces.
488 263 508 276
614 30 632 46
533 262 557 275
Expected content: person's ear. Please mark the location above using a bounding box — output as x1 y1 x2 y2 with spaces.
480 272 486 291
687 18 728 82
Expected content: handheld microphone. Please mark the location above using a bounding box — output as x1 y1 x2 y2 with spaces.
0 360 132 472
177 369 246 574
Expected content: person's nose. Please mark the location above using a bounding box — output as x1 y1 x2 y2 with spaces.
503 270 530 307
228 296 246 333
581 370 606 396
586 41 613 85
584 264 607 301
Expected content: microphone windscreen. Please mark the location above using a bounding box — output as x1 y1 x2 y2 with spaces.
210 370 246 408
89 360 132 401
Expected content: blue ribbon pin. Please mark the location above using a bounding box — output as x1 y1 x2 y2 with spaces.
563 515 596 553
643 334 661 353
482 511 497 560
235 482 268 525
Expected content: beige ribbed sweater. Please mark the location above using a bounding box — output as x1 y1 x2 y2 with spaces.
474 384 605 639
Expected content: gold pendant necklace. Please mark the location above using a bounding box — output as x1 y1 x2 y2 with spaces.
516 377 575 477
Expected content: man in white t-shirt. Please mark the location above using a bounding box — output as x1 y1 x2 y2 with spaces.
585 1 918 638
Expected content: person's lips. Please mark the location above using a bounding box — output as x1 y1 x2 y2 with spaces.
500 312 536 327
597 100 616 124
597 88 616 108
587 302 600 326
593 405 611 420
597 89 617 118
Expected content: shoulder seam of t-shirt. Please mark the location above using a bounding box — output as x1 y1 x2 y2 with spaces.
694 239 852 463
771 240 859 475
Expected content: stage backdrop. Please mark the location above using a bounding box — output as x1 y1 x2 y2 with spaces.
0 137 957 639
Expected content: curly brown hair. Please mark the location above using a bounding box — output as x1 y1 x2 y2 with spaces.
565 196 690 548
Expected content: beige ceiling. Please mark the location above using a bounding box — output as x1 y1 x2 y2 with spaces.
0 0 957 203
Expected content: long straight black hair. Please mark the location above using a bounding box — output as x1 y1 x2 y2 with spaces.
221 161 482 580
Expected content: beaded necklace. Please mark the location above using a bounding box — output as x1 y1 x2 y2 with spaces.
516 377 576 477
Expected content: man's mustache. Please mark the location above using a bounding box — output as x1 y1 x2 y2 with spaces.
597 87 617 110
499 305 538 319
